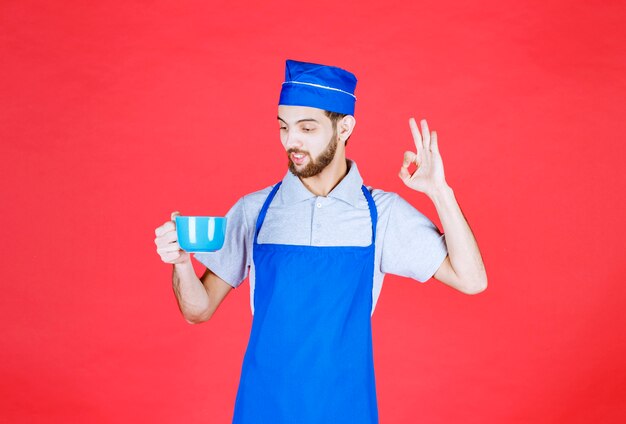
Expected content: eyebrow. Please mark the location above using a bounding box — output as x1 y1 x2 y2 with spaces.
277 116 320 124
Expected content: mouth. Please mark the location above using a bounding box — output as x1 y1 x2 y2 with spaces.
290 152 308 165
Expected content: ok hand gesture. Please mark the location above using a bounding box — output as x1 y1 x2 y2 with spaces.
398 117 448 197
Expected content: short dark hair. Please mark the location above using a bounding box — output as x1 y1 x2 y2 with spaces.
324 110 351 146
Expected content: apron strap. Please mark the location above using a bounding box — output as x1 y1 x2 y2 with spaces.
254 182 378 246
254 182 282 244
360 185 377 245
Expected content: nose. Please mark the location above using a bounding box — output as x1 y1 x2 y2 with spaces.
284 130 303 150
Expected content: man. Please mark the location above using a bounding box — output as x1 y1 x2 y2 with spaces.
154 59 487 423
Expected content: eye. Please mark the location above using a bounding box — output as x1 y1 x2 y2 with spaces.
279 127 287 131
302 127 314 132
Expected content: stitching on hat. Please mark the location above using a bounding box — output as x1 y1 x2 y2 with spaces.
283 81 357 100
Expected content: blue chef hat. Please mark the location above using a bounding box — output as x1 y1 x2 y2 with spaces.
278 59 357 115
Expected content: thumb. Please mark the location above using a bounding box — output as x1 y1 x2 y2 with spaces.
171 211 180 221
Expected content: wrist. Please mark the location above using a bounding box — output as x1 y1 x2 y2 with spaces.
174 258 193 274
427 183 454 203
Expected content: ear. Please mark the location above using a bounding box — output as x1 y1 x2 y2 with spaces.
338 115 356 143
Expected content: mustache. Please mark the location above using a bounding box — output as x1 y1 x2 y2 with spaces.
287 148 309 155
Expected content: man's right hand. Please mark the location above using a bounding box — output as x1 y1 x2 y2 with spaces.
154 211 191 265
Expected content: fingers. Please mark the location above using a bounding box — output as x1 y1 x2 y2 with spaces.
155 220 175 237
430 131 439 155
154 228 183 263
156 239 186 263
155 212 188 264
155 210 180 237
399 150 417 182
402 150 417 168
420 119 431 151
157 242 181 254
154 230 177 247
409 117 423 156
161 250 185 263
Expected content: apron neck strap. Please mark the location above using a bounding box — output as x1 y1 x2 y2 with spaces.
254 182 282 244
360 185 377 244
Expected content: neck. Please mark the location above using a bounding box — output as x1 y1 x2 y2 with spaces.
299 153 349 197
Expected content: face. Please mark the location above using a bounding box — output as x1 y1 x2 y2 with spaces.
278 105 339 178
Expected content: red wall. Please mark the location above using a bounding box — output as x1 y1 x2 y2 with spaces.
2 1 625 423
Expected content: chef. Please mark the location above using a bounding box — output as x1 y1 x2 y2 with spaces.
154 59 487 423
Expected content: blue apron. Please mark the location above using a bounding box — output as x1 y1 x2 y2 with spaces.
232 182 379 424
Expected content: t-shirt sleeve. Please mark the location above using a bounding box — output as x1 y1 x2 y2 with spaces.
380 194 448 282
192 197 251 288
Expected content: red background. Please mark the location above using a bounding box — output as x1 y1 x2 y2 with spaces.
2 1 625 422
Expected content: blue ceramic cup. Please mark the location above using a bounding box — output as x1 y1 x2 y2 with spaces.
175 216 227 252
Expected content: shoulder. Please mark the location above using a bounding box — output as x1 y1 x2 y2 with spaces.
229 182 277 223
240 184 276 207
364 185 436 228
364 185 400 215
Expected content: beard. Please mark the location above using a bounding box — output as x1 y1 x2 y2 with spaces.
287 127 338 178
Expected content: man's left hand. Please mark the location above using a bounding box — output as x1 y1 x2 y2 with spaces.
398 117 448 197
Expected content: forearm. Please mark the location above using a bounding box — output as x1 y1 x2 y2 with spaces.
429 184 487 291
172 261 211 323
